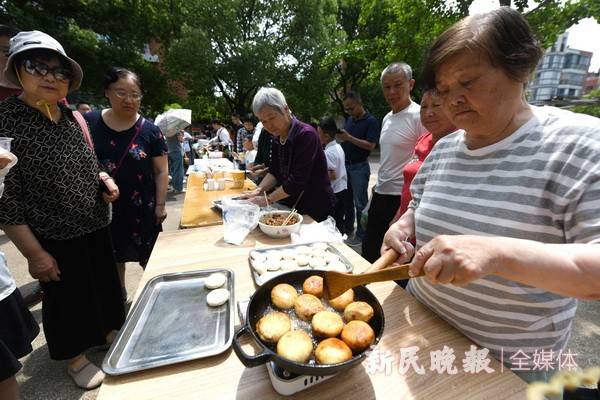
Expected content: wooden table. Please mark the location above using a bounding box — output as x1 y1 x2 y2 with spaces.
97 225 528 400
179 172 256 229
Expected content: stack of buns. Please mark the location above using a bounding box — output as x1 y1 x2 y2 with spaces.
255 276 376 365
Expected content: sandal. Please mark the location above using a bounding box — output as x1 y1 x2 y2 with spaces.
67 358 105 390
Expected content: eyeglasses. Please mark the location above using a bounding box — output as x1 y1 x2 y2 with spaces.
112 89 143 101
22 59 72 82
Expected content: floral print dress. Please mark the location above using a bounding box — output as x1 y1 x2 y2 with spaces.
85 111 168 267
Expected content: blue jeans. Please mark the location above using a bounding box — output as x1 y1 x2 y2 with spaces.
168 151 184 191
344 161 370 238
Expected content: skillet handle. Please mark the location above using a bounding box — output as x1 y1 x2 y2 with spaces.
232 324 271 367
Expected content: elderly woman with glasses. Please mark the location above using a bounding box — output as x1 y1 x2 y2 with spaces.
382 8 600 382
0 31 125 390
84 67 168 301
243 87 336 222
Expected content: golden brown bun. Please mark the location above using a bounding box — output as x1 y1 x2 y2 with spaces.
315 338 352 364
294 294 325 321
302 275 323 298
271 283 298 309
341 320 374 352
311 311 344 338
256 312 291 343
276 330 313 363
343 301 374 323
328 289 354 311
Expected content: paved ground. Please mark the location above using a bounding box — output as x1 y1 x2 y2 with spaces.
2 155 599 399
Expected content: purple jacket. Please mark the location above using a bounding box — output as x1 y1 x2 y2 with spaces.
269 118 336 221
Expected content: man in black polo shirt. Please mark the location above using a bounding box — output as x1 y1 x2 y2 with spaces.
337 91 380 244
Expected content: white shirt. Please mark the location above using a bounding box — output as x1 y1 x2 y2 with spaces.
245 149 257 165
252 122 263 148
324 140 347 193
0 251 16 302
209 127 232 145
376 101 426 195
182 131 193 152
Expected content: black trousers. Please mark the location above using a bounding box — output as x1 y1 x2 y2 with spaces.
38 226 126 360
333 189 348 234
362 192 401 263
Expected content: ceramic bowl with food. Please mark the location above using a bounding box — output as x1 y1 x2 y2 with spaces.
258 211 303 238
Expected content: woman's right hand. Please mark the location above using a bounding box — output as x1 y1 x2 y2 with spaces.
249 163 269 178
27 249 60 282
237 187 262 200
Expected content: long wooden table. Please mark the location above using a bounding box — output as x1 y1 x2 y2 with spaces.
179 172 256 229
97 224 528 400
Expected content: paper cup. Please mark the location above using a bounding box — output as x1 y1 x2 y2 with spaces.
231 170 245 189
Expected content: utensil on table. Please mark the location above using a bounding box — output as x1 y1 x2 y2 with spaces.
281 208 298 226
324 249 423 298
281 191 304 226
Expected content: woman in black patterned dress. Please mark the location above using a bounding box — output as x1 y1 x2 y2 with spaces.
0 31 124 390
85 68 168 298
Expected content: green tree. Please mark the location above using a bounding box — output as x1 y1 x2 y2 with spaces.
163 0 340 119
0 0 185 115
572 89 600 118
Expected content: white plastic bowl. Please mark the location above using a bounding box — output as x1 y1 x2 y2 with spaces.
258 211 303 238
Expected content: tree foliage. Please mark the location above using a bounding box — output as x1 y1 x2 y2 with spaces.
2 0 599 122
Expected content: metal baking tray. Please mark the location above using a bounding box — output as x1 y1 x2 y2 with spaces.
102 268 235 375
247 243 353 286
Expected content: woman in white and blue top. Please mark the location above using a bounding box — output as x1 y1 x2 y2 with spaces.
0 149 39 400
382 8 600 383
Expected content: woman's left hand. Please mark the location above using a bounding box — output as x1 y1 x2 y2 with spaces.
155 205 167 224
100 173 120 203
409 235 502 286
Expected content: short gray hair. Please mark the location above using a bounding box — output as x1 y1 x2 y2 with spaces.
380 62 413 82
252 87 288 115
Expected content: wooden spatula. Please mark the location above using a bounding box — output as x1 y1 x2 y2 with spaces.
324 249 422 298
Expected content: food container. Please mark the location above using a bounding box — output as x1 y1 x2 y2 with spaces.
206 178 216 191
232 270 384 376
258 210 303 238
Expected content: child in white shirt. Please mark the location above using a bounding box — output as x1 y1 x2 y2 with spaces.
317 117 349 234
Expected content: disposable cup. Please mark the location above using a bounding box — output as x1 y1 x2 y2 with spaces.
0 138 13 151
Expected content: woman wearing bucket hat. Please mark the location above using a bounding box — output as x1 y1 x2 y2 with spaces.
0 30 125 390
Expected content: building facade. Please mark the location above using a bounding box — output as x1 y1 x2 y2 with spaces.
529 33 592 104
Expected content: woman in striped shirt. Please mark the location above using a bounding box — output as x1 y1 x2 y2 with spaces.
383 7 600 382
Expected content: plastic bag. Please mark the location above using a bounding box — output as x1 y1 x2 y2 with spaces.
291 216 344 244
222 199 260 245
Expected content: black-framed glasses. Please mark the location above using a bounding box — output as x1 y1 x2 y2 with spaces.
22 59 72 82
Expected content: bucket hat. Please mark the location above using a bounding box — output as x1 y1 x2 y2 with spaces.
3 30 83 92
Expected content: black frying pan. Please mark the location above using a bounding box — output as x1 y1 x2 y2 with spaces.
232 269 385 376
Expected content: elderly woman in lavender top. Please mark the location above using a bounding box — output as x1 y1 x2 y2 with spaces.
244 87 335 222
